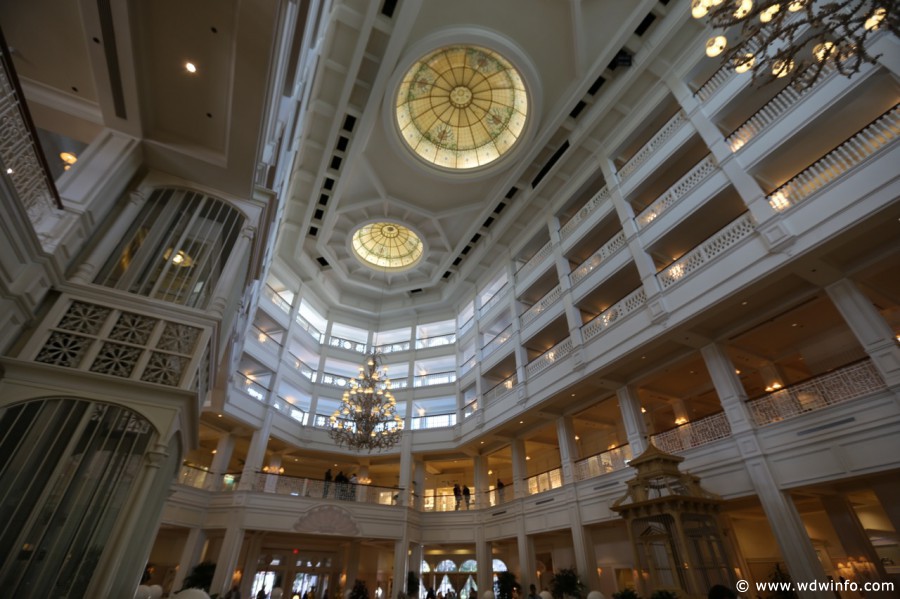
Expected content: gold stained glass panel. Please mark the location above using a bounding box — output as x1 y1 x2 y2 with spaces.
396 45 528 169
352 222 424 271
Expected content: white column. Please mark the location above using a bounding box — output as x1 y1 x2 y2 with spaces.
517 529 536 595
392 537 410 599
70 190 147 284
210 523 245 596
209 225 256 318
397 433 413 506
475 530 491 599
510 437 527 500
556 415 579 485
207 433 236 491
616 385 648 454
701 343 755 435
871 478 900 534
569 513 599 591
820 494 888 581
827 278 900 386
345 541 362 594
413 459 426 510
172 527 207 592
473 454 489 509
238 411 274 490
263 454 282 493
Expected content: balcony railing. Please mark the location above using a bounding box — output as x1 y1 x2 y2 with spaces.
574 444 632 481
237 372 269 401
413 370 457 387
569 231 627 286
581 287 647 342
288 352 317 382
650 411 732 454
484 374 517 405
320 371 355 388
458 316 475 336
657 212 755 289
525 467 563 495
479 284 509 316
375 340 411 353
0 31 63 231
520 284 563 328
248 472 403 506
516 240 554 282
482 324 513 358
559 185 611 241
416 332 457 349
617 111 687 181
635 154 718 229
525 337 574 378
177 463 241 491
462 397 479 418
767 104 899 213
262 285 292 314
459 354 476 376
252 325 284 348
273 396 309 424
694 38 763 101
727 64 837 152
747 359 886 427
411 412 457 430
327 335 368 353
295 313 324 342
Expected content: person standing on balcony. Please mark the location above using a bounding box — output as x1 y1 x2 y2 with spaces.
323 468 332 498
463 485 471 509
496 478 505 502
453 483 462 510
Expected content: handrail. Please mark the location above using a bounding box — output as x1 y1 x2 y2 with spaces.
635 155 718 229
520 284 564 327
262 285 292 313
479 283 509 315
515 240 554 280
482 324 513 357
559 185 611 241
415 332 456 349
525 337 573 378
617 111 687 181
326 334 368 353
0 27 63 212
413 370 457 387
581 286 647 341
251 325 284 347
295 312 324 342
569 230 627 286
650 411 731 454
484 375 517 404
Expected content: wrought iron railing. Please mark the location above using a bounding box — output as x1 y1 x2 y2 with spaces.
635 154 718 229
581 287 647 341
525 467 563 495
650 412 732 454
525 337 574 378
573 444 632 480
747 359 886 426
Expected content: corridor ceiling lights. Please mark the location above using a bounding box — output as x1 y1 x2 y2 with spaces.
694 0 897 90
328 351 404 452
395 45 528 170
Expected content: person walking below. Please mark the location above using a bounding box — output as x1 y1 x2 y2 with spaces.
453 483 462 510
462 485 471 509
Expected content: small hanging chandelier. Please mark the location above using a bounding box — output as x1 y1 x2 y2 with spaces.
692 0 897 89
329 350 404 451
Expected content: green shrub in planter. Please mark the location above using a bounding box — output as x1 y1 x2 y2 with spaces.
550 568 587 599
611 589 641 599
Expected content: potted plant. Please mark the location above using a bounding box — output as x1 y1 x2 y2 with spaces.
649 591 677 599
350 580 371 599
611 590 640 599
407 571 420 598
181 560 216 592
550 568 586 599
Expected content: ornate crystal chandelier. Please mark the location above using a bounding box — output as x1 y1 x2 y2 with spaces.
328 350 404 451
692 0 897 89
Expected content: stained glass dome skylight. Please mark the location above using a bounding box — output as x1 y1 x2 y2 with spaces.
351 222 424 271
395 45 528 170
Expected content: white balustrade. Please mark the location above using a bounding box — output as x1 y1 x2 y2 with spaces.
573 444 633 480
525 337 573 378
657 212 755 288
416 333 456 349
617 111 687 181
326 335 368 353
413 370 457 387
650 412 732 454
295 313 324 342
479 284 508 316
635 155 718 229
525 467 563 495
516 241 554 282
747 360 886 426
569 231 627 286
581 287 647 341
521 284 564 328
482 324 513 358
484 375 517 405
262 285 292 314
459 354 476 376
767 104 899 212
559 186 611 241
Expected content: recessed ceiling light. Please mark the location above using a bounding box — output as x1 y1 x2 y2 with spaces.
217 414 222 418
185 62 198 73
59 151 78 164
5 168 13 175
571 393 575 397
519 420 524 424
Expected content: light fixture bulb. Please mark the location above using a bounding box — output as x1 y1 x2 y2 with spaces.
772 58 794 77
813 41 835 62
787 0 804 11
760 4 780 22
691 0 709 18
734 53 756 73
734 0 753 19
185 62 197 73
706 36 728 57
865 7 886 30
59 151 78 164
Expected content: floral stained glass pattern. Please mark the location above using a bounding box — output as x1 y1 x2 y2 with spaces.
352 222 423 271
396 45 528 169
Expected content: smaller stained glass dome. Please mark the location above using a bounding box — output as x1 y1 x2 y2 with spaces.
351 222 424 271
396 45 528 170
